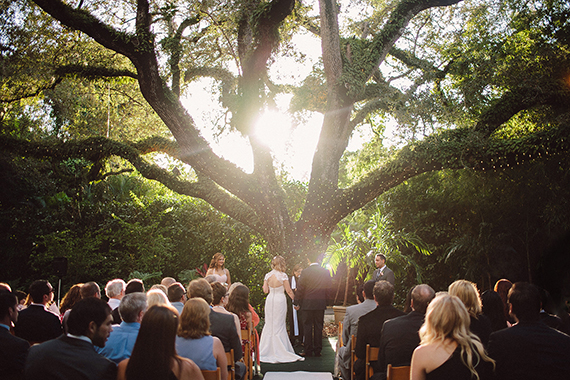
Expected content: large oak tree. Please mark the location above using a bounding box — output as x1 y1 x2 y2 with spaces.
2 0 570 261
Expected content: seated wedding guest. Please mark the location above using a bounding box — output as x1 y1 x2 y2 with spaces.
410 294 494 380
105 279 126 316
229 282 260 328
376 284 435 380
0 290 29 380
337 280 377 380
355 281 405 380
117 305 204 380
448 280 492 346
176 298 228 380
188 278 245 380
97 293 147 364
15 280 62 344
112 279 145 323
147 289 171 308
59 284 84 316
480 290 508 332
80 281 101 299
212 281 241 337
494 279 514 324
0 283 11 291
488 282 570 380
161 277 177 288
149 284 168 295
25 298 116 380
15 290 27 311
168 282 187 315
227 284 253 355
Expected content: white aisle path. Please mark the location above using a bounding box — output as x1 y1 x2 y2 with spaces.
263 372 333 380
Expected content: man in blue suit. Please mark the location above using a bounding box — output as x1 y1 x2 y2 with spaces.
294 255 332 357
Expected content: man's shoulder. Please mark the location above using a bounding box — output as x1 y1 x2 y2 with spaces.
0 327 29 347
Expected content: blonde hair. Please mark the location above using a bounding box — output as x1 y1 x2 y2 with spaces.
449 280 482 318
178 298 211 339
420 294 494 380
147 289 171 308
271 256 287 273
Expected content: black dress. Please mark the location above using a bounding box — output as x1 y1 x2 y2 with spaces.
426 347 493 380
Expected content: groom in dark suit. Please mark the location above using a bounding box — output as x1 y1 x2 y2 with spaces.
294 256 332 357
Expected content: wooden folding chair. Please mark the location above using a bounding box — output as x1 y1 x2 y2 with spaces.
338 321 344 347
201 368 221 380
226 349 235 380
241 329 253 380
364 344 379 380
350 334 357 380
386 364 411 380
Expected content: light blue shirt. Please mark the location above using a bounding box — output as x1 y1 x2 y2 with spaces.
176 335 216 370
171 302 184 315
95 322 140 364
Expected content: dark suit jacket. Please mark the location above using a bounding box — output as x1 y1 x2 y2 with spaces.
0 326 30 380
488 320 570 380
355 305 405 361
210 309 244 361
24 335 116 380
377 311 424 375
14 305 62 344
372 267 395 285
295 263 332 310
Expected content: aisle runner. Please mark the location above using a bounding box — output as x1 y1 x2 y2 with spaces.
264 371 333 380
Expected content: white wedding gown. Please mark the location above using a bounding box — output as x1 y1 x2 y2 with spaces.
259 270 304 363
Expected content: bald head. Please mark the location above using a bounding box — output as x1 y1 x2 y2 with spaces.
411 284 435 314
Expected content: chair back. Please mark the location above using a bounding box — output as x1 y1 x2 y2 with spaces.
226 349 235 380
350 334 356 380
364 344 379 380
241 328 253 380
201 368 221 380
386 364 411 380
338 321 344 347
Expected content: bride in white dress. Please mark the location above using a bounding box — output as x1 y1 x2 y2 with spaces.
259 256 305 363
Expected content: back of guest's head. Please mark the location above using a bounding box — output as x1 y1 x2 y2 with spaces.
126 279 145 294
105 279 126 298
211 282 227 306
187 278 213 304
29 280 51 303
80 281 101 299
355 285 365 303
271 255 287 272
178 297 211 339
204 275 217 283
411 284 436 314
167 282 186 303
126 305 179 380
119 292 147 323
508 282 541 322
449 280 482 317
0 283 11 292
0 291 17 319
160 277 176 288
228 282 243 296
227 284 250 315
150 284 168 295
147 289 171 308
15 290 27 304
481 290 507 331
363 280 375 300
67 297 111 336
420 294 471 343
59 283 84 314
373 280 394 306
